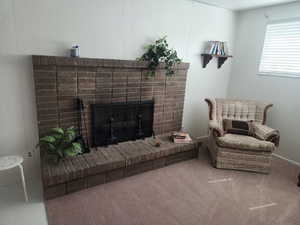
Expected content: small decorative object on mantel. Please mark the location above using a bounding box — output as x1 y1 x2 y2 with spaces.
70 45 80 57
37 127 82 164
201 41 232 69
171 131 192 144
137 36 181 76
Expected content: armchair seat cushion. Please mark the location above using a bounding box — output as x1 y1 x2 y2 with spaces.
216 134 275 152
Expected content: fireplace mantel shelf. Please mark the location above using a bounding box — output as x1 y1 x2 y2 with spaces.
32 55 190 70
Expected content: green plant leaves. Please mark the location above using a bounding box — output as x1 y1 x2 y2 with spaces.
40 136 56 143
65 127 76 142
64 142 82 157
57 149 64 158
48 143 56 151
64 148 78 157
138 36 181 77
72 142 82 151
52 127 64 135
38 126 83 161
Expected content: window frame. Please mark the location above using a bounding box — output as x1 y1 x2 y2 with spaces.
258 17 300 79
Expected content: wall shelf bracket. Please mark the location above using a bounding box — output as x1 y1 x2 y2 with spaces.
201 54 232 69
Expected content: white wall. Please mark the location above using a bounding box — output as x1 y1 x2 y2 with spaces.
228 2 300 163
0 0 235 185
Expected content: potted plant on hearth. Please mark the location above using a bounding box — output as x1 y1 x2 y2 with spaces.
138 36 181 76
37 127 82 164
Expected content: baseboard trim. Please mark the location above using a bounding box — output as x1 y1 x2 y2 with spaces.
273 153 300 167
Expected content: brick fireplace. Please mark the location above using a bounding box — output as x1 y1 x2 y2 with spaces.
32 56 200 199
32 55 189 143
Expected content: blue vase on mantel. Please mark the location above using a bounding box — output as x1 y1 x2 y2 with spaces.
70 45 80 58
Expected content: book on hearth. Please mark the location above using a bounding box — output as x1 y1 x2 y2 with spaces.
171 131 192 143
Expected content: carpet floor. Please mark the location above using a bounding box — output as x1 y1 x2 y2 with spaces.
45 150 300 225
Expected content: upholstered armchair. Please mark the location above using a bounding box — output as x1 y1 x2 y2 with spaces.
205 98 280 174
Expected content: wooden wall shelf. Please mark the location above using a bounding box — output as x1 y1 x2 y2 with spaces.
201 54 233 69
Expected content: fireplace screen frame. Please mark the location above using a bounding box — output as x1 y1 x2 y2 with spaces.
91 100 154 147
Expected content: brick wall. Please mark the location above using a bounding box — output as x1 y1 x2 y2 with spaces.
32 55 189 142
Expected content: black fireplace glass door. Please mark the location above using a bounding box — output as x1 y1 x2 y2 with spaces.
92 100 154 147
92 104 111 147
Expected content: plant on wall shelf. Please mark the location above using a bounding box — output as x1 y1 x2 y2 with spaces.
138 36 181 76
37 127 82 163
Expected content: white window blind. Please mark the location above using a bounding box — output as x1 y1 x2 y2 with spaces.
259 19 300 78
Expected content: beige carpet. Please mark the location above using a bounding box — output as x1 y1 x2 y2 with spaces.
46 150 300 225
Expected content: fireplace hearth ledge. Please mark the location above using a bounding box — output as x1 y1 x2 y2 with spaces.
42 133 202 200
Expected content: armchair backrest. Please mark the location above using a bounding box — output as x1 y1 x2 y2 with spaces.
205 98 273 125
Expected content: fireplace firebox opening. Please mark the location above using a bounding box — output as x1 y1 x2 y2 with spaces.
92 100 154 147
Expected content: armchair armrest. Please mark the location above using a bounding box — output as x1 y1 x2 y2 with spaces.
208 120 223 137
253 123 280 147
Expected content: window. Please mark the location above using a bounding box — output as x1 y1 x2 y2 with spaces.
258 19 300 78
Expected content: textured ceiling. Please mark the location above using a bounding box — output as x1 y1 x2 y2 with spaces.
192 0 298 10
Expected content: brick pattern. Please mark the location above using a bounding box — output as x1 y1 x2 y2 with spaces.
32 56 190 139
42 134 202 199
33 56 191 199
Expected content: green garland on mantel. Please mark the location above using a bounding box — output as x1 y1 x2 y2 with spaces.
138 36 182 76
